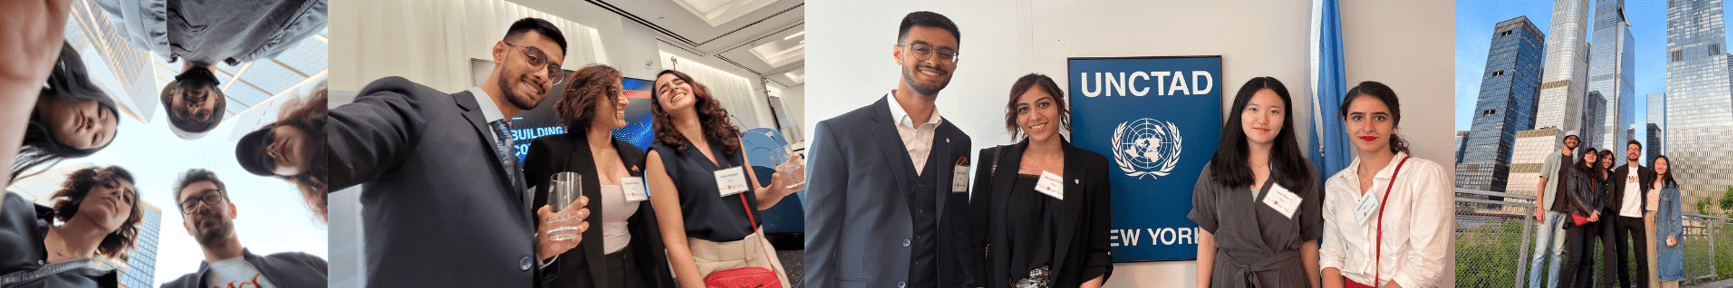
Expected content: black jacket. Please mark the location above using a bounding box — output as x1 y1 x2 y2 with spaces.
970 139 1114 288
327 77 541 287
522 132 676 288
158 250 328 288
1561 166 1603 219
0 193 117 288
1608 164 1655 216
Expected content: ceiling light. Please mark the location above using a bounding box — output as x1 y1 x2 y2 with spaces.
784 31 804 40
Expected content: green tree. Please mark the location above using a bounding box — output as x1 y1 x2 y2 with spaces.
1701 196 1716 215
1722 186 1733 218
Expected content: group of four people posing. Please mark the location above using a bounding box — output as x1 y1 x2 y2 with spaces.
802 11 1453 288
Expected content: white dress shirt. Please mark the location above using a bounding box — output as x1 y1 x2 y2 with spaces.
1320 152 1452 288
885 91 943 175
468 87 508 123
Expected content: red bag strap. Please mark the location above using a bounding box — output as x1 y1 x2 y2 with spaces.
1373 156 1410 286
738 181 776 271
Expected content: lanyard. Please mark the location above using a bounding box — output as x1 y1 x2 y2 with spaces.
1372 156 1410 286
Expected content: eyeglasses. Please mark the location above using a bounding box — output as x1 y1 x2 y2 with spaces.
503 42 567 86
899 42 960 63
179 190 226 212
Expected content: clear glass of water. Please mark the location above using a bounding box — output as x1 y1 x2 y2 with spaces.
777 144 806 189
546 172 582 241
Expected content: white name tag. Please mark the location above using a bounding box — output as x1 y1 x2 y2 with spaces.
1035 171 1064 200
714 166 750 197
952 165 970 193
1353 189 1380 225
1262 183 1302 219
621 177 649 202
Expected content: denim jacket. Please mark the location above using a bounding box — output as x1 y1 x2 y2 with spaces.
94 0 327 66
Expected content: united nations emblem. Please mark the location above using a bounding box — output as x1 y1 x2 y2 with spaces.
1111 118 1183 178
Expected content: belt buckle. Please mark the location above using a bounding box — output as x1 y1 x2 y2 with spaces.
1013 266 1051 288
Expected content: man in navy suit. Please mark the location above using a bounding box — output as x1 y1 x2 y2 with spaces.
326 18 588 287
805 11 977 288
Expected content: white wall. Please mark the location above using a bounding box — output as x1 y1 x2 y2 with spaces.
808 1 1454 287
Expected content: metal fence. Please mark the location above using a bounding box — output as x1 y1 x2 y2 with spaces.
1453 188 1733 287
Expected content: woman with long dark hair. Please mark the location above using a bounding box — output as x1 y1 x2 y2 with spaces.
971 74 1112 288
1561 147 1606 288
1318 81 1451 288
1 165 144 287
645 69 802 287
13 43 121 182
1190 77 1321 288
524 65 677 288
1651 155 1684 287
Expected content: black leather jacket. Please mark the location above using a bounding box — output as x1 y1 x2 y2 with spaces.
0 193 118 288
1561 166 1603 218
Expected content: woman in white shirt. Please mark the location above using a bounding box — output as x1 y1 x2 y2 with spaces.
1318 81 1452 288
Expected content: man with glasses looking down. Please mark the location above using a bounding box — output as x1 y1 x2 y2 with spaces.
162 169 327 288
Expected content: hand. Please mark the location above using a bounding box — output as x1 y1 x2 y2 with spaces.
1668 236 1677 246
770 154 806 192
535 195 589 261
0 0 72 84
1588 211 1600 222
1535 207 1546 223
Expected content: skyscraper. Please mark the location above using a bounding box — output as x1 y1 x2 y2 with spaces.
1667 0 1733 201
1456 130 1470 164
1585 91 1607 148
117 202 161 288
1535 0 1594 135
1503 128 1567 199
1589 0 1638 150
1458 16 1547 192
1649 92 1667 163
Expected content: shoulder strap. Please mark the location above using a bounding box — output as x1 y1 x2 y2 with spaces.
1372 156 1410 286
989 145 1005 176
0 258 113 286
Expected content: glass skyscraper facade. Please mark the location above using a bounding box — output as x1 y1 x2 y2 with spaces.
1458 16 1546 192
1503 128 1567 198
1667 0 1733 202
117 202 161 288
1649 92 1667 164
1535 0 1594 135
1588 0 1638 151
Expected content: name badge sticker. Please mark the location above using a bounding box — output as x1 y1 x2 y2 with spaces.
1263 183 1302 219
1353 189 1380 225
714 166 750 197
1035 171 1064 200
952 165 970 193
621 177 649 202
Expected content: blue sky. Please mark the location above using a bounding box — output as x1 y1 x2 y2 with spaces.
1454 0 1713 144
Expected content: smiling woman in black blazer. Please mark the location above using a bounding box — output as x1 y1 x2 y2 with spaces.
970 73 1113 288
523 64 675 288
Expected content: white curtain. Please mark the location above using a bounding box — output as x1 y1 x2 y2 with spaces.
659 52 770 130
329 0 599 94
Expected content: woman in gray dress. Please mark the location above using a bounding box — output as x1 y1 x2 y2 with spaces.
1189 77 1322 288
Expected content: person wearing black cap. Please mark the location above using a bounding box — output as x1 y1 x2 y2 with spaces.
327 17 587 287
160 169 327 288
235 80 328 221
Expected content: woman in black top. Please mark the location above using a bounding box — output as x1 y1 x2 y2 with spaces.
645 70 803 287
1560 147 1605 288
970 74 1112 288
1 166 142 288
12 43 121 182
1189 77 1322 288
524 65 676 288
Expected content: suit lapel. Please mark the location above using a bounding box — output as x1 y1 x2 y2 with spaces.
455 91 528 214
867 97 914 195
1051 141 1083 278
932 124 956 220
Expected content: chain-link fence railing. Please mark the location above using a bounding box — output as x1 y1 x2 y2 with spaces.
1453 188 1733 287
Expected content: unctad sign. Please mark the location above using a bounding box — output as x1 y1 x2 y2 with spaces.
1069 56 1222 262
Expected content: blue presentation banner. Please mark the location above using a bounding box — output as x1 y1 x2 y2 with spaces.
1068 56 1222 262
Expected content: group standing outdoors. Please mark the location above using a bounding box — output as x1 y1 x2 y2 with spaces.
1526 135 1687 287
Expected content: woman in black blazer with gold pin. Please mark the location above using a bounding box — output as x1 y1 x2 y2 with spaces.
524 64 676 288
971 73 1113 288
